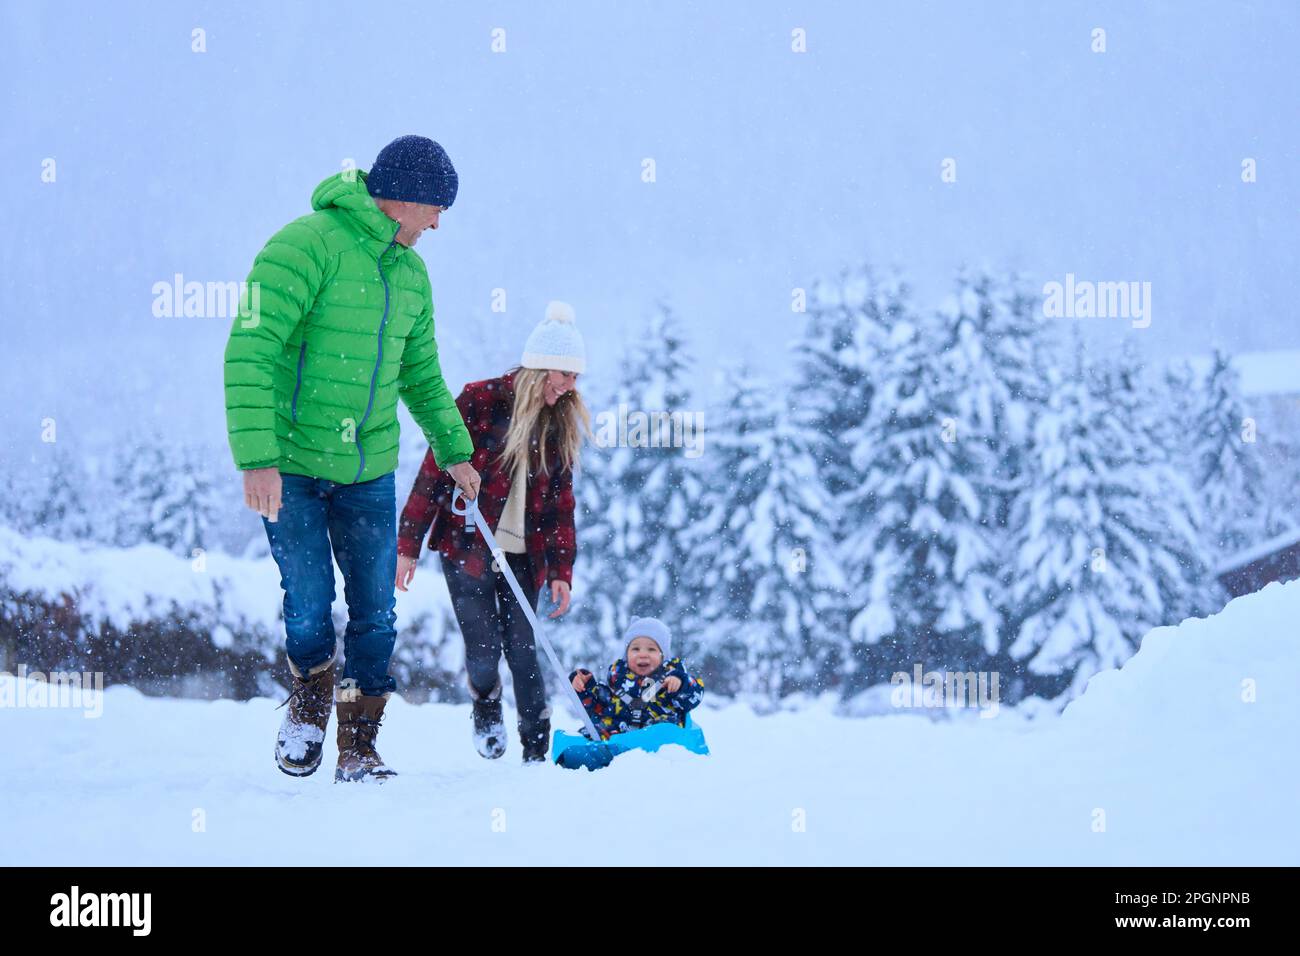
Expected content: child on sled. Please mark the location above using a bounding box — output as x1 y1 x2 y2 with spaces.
569 616 704 741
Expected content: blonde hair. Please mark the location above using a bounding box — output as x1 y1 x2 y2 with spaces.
497 366 591 478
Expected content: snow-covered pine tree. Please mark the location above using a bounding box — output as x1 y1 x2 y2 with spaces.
157 443 227 557
940 270 1052 526
1100 342 1214 624
1007 341 1210 699
838 302 998 693
685 364 847 699
110 435 224 556
30 446 94 541
1155 358 1199 468
790 265 903 499
109 435 165 547
939 269 1056 659
544 370 621 672
0 451 40 534
790 266 921 691
584 305 706 642
1190 349 1268 558
1255 447 1300 544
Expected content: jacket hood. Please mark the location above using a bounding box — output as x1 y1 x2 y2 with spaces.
311 170 399 244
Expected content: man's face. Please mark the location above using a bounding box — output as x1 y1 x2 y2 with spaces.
378 199 444 246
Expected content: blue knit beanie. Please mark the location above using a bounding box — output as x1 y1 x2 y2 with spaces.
366 135 459 208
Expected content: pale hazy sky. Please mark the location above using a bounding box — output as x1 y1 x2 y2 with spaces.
2 0 1296 458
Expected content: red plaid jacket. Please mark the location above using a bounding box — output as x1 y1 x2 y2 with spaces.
398 371 577 590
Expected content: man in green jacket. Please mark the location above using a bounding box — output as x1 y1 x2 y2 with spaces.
224 135 480 783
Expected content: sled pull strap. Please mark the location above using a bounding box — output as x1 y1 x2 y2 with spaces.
451 488 602 742
449 485 477 535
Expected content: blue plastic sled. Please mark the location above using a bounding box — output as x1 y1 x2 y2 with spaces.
552 716 710 771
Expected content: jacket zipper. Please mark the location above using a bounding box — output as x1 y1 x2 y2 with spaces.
352 232 400 483
290 341 307 422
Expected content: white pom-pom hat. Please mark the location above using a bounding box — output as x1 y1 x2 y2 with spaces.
521 300 586 374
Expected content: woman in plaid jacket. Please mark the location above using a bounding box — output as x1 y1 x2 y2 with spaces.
396 301 591 762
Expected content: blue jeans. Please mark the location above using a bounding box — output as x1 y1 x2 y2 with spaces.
263 471 398 697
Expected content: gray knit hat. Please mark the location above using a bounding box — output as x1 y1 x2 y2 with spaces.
621 616 672 660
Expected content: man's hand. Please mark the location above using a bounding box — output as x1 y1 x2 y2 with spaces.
447 460 481 500
548 580 571 618
395 554 417 592
243 467 282 522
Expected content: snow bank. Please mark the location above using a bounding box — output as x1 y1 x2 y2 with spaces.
0 526 282 638
1063 579 1295 736
0 527 465 688
0 526 459 637
1 580 1295 865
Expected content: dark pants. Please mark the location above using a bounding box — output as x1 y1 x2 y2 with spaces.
441 550 549 727
262 472 398 697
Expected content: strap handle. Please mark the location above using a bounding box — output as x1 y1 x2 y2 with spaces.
451 488 601 742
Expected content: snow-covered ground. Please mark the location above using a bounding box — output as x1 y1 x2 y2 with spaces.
2 580 1296 866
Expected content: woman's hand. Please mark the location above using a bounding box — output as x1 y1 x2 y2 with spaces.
548 580 571 618
395 554 417 592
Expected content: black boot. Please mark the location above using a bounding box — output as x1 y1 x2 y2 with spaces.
470 680 506 759
519 711 551 764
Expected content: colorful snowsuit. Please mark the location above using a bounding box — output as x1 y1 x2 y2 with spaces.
570 658 704 741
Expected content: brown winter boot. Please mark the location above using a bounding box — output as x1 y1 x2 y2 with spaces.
275 656 335 777
334 679 397 783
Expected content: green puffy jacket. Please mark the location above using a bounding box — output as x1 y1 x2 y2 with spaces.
223 171 473 484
